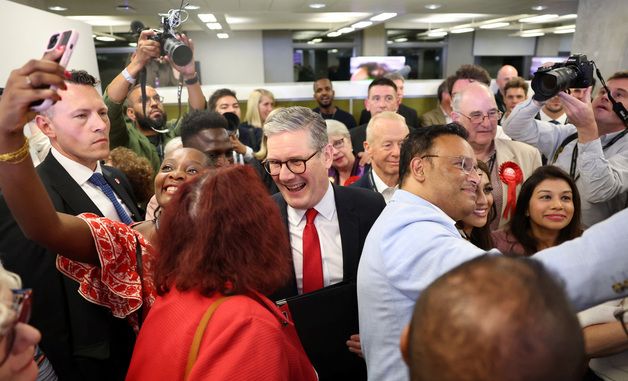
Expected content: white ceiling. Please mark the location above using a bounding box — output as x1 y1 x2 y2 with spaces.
10 0 579 36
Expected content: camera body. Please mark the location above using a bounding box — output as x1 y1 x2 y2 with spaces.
149 17 192 67
531 54 594 101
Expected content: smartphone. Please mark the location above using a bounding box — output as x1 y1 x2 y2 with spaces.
30 30 79 112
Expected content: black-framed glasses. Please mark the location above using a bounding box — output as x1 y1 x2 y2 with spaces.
421 155 479 174
263 151 319 176
331 138 345 150
142 95 164 104
614 308 628 337
458 110 503 124
0 289 32 366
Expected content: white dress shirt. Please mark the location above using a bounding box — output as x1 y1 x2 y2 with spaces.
51 147 131 222
371 169 398 204
287 182 343 294
539 109 568 124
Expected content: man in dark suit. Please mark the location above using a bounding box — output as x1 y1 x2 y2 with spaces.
263 107 385 380
351 78 401 156
0 71 141 380
358 72 420 130
351 112 409 203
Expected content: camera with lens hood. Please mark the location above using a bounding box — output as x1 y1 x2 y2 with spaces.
531 54 594 101
149 16 192 67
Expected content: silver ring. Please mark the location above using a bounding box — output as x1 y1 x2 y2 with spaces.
25 75 32 87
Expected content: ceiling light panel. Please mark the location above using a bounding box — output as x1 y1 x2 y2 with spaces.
198 13 217 23
371 13 397 22
479 22 510 29
519 14 559 23
414 13 486 24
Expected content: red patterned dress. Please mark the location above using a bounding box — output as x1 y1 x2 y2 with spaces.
56 213 157 333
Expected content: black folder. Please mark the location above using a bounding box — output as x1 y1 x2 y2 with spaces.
276 281 367 381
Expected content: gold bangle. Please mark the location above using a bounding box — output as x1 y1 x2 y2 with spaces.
0 138 30 164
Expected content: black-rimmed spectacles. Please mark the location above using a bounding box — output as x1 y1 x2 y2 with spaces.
458 110 502 124
0 289 32 366
420 155 479 175
263 151 319 176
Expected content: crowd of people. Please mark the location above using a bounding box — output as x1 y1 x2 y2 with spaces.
0 28 626 381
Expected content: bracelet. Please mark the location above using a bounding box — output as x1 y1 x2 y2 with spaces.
184 73 199 85
0 138 30 164
122 68 136 85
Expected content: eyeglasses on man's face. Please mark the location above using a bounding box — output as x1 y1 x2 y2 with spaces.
458 109 503 124
614 307 628 337
0 289 32 366
139 95 164 104
263 151 319 176
421 155 479 175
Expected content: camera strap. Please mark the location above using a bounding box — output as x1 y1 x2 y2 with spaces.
569 128 628 180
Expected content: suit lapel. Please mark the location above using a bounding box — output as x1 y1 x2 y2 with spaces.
38 154 103 216
333 185 361 281
270 194 298 300
102 167 142 221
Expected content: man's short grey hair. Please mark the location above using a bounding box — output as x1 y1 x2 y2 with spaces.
325 119 350 139
366 111 407 143
263 106 328 151
384 72 405 83
451 82 493 113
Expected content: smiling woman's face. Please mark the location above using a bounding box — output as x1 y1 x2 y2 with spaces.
527 178 574 233
154 148 207 208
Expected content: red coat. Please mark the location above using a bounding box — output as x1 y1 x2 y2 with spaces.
126 289 317 381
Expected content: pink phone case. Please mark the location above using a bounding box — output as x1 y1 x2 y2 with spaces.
30 30 79 112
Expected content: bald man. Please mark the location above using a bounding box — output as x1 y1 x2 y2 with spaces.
401 255 585 381
495 65 518 114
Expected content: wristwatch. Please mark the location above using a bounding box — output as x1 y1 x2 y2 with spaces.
184 73 199 85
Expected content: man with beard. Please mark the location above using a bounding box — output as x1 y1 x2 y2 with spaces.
104 30 206 173
312 78 357 129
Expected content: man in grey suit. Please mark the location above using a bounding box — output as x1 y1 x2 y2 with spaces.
263 106 385 381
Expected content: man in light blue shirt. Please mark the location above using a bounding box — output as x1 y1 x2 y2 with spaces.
358 123 628 381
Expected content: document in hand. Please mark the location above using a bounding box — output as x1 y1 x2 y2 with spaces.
276 281 367 381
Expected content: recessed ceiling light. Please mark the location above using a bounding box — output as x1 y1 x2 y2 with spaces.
521 32 545 37
338 27 355 34
531 5 547 11
206 23 222 30
450 27 474 34
309 3 326 9
425 4 442 10
370 13 397 22
48 6 67 11
327 31 342 37
184 5 200 10
217 33 229 39
95 35 116 42
558 14 578 20
312 38 322 43
198 13 217 23
519 14 559 23
128 42 137 47
479 22 510 29
394 37 408 42
427 31 448 37
553 28 575 34
352 21 373 29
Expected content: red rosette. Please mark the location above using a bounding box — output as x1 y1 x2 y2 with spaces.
343 175 361 186
499 161 523 220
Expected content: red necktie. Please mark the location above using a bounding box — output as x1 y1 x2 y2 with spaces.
302 208 323 293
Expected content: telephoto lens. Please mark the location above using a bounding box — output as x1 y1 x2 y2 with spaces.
163 37 193 67
532 66 579 101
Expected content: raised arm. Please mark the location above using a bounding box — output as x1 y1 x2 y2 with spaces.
166 34 206 110
0 57 98 265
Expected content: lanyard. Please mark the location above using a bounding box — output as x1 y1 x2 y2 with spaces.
367 168 378 192
569 128 628 180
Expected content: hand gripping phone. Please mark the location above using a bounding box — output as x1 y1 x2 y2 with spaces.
30 30 79 112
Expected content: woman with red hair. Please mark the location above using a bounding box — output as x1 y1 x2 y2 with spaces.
125 166 316 380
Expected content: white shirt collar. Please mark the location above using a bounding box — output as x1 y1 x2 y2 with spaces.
371 168 398 194
51 147 103 186
539 109 567 124
287 181 336 224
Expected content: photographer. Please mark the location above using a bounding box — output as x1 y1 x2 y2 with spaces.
503 70 628 228
105 30 206 173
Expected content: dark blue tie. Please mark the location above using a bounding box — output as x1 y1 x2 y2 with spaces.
549 120 560 125
88 173 134 225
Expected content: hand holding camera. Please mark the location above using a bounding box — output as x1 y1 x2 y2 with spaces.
531 54 594 102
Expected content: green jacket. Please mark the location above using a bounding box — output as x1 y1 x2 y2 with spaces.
105 91 180 173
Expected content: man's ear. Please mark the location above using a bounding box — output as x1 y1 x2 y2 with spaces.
400 324 411 365
322 143 334 169
364 98 370 112
126 107 137 122
450 111 460 123
36 114 55 139
410 156 426 181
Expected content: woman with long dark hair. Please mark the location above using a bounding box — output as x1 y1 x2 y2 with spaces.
456 161 495 250
491 165 582 256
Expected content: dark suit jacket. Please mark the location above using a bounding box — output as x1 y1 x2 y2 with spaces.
0 153 141 381
349 123 368 155
349 166 376 192
270 185 385 301
358 103 420 129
